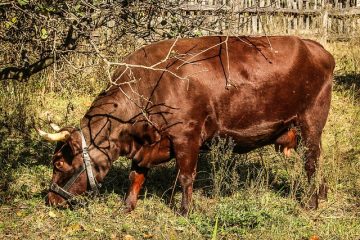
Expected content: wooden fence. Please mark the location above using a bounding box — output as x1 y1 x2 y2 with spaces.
178 0 360 40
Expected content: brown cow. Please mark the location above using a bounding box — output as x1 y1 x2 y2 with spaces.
38 36 335 215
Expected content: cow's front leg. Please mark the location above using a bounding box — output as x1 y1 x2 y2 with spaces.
178 169 197 216
173 136 200 216
125 161 148 212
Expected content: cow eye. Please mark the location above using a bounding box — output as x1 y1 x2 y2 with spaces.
54 161 65 170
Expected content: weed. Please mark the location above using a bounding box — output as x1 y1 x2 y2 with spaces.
207 136 240 198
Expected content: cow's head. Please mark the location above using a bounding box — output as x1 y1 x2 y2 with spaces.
37 123 97 207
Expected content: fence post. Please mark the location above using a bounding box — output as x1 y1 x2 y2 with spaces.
252 14 258 34
321 4 329 43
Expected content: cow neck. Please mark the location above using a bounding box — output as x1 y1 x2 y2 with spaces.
79 129 100 193
80 123 121 183
114 124 141 160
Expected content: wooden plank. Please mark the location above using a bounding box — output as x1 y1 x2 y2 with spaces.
258 15 263 33
294 15 298 32
252 14 258 34
260 0 265 7
322 7 329 41
352 17 356 35
306 15 310 30
329 8 360 16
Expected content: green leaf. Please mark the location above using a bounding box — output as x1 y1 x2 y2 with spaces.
211 216 219 240
17 0 29 6
48 211 57 218
46 7 55 13
40 28 48 40
5 22 11 29
74 4 81 12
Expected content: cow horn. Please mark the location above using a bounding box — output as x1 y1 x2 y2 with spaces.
46 112 61 132
49 123 61 132
36 128 71 142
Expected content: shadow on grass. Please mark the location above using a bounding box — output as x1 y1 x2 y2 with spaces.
0 127 54 200
0 124 304 209
101 151 303 210
101 159 178 203
334 73 360 100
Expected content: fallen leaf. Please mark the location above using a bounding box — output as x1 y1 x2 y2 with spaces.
175 226 185 232
110 233 118 240
16 211 23 217
309 235 320 240
123 234 135 240
95 228 104 233
48 211 57 218
65 223 83 234
143 233 154 239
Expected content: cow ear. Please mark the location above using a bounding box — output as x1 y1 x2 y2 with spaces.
57 128 81 158
54 160 65 170
143 123 161 141
66 133 82 157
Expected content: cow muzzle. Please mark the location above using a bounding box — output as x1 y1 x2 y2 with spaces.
46 191 69 207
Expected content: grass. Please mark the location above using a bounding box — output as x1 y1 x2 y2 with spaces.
0 40 360 239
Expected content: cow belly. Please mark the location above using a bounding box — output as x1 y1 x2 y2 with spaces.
216 117 296 153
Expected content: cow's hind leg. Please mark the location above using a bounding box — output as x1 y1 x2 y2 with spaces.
300 82 331 209
301 127 322 209
124 161 149 212
172 136 200 216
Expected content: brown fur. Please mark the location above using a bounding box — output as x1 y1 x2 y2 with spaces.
45 36 335 214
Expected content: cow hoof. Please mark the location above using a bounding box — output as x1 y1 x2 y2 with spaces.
179 207 189 217
123 201 136 214
123 206 134 214
123 202 137 214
